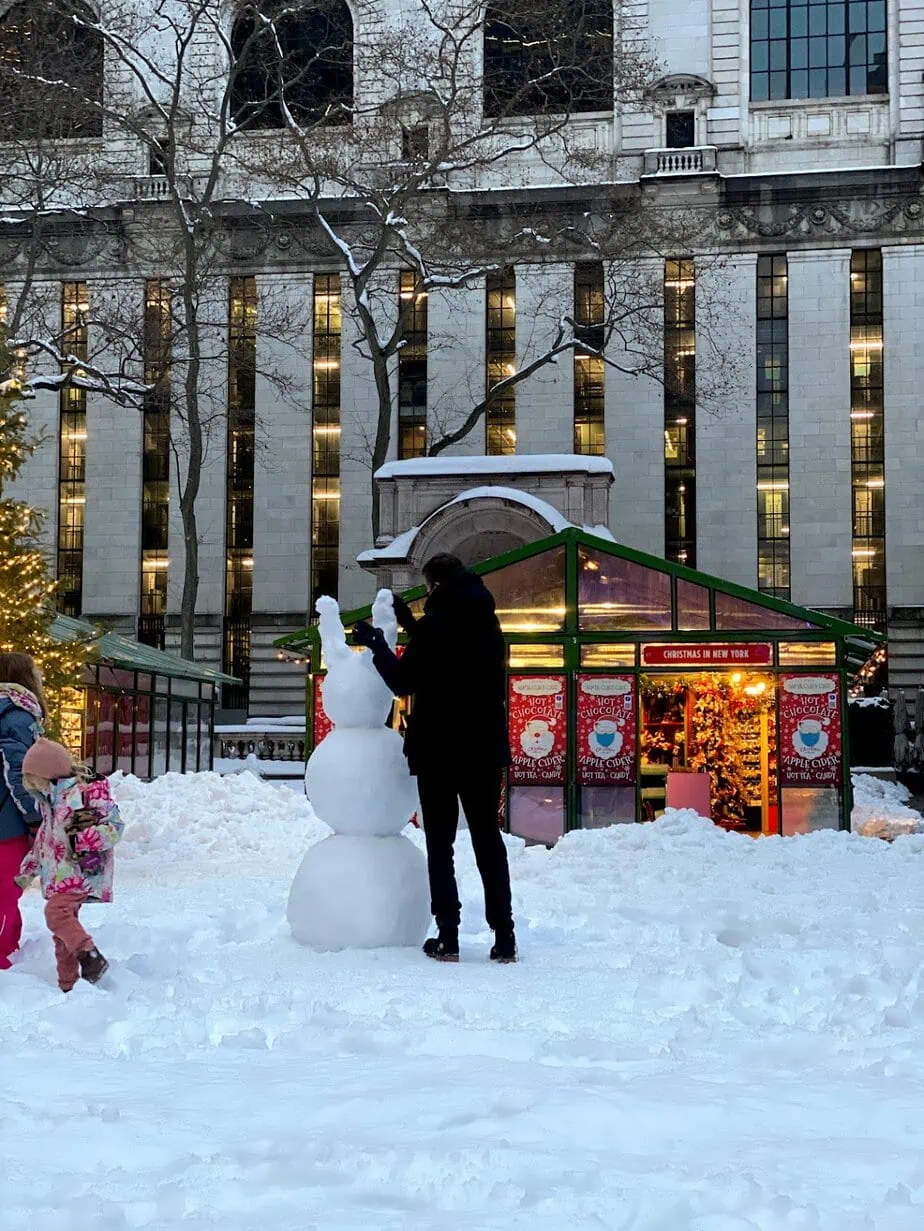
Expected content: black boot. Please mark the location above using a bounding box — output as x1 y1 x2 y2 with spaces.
422 926 459 963
490 928 517 964
78 948 109 984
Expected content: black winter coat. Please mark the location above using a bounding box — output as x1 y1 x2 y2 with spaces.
370 571 511 776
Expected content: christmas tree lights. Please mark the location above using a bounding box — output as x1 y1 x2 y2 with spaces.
0 352 92 739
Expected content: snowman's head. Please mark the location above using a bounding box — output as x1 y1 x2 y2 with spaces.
316 595 394 729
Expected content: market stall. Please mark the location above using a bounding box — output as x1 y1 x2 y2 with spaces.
51 615 238 777
276 529 884 841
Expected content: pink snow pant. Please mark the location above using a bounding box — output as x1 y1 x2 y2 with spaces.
0 834 31 969
45 893 93 992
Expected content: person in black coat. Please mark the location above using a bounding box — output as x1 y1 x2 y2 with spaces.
354 553 516 963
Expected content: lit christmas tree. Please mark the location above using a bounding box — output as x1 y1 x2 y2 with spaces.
0 355 92 739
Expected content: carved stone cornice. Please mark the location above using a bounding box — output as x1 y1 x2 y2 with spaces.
714 195 924 243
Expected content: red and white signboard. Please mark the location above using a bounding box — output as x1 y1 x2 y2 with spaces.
642 642 772 667
312 674 333 747
779 672 842 787
576 674 636 786
508 675 567 784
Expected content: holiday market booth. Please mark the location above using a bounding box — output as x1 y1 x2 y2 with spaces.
51 615 237 777
277 529 884 842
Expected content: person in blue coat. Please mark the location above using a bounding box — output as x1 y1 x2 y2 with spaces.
0 652 44 968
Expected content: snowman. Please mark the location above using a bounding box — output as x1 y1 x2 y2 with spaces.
286 590 430 950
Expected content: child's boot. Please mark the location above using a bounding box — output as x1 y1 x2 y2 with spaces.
79 947 109 984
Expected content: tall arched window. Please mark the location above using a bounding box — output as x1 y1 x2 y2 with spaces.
231 0 353 130
0 0 104 139
483 0 613 118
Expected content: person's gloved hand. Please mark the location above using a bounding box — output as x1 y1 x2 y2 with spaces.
352 620 385 651
391 594 417 633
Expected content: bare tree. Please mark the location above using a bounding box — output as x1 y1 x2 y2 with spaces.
239 0 737 538
10 0 315 659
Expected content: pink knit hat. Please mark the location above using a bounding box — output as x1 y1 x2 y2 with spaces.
22 738 74 781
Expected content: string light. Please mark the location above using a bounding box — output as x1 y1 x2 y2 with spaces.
0 364 94 741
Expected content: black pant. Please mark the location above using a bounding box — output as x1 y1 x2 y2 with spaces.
416 766 513 933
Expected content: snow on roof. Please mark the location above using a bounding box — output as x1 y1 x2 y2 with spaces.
374 454 615 480
447 485 572 531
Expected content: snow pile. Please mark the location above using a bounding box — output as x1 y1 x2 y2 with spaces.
4 775 924 1229
851 772 924 840
111 770 327 875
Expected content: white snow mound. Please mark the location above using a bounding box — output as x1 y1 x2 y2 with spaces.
851 772 924 840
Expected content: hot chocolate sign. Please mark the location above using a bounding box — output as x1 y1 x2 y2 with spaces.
779 673 842 787
508 675 567 784
577 675 636 786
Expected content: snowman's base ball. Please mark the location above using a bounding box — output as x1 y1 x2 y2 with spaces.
287 833 430 951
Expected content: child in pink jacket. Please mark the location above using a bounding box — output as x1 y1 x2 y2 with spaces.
17 739 123 992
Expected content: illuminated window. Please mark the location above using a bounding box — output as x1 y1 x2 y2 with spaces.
224 276 257 707
664 259 695 566
398 271 427 459
486 267 516 455
849 249 885 630
574 262 605 456
139 280 171 649
312 273 341 605
57 282 88 617
750 0 887 102
756 254 790 599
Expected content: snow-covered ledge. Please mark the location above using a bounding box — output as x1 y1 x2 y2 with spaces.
360 454 614 590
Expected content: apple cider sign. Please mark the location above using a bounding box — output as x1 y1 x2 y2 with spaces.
577 675 636 786
779 673 842 787
508 675 567 784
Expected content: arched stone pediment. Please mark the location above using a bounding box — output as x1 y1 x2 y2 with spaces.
406 491 561 571
645 74 716 104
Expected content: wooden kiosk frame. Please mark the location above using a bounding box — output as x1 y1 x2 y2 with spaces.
277 528 884 837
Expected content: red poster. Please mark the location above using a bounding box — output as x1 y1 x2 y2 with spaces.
779 673 842 786
508 675 567 784
313 674 333 747
642 643 772 667
577 675 636 786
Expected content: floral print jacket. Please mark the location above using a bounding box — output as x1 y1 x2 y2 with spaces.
17 776 123 902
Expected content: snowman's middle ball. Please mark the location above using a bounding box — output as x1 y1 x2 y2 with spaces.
306 727 418 837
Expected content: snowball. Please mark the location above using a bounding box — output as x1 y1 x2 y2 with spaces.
305 728 418 836
286 834 430 950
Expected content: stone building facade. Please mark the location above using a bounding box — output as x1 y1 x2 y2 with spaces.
1 0 922 715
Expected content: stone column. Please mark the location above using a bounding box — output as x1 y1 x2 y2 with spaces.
249 272 312 716
426 279 487 459
605 258 664 552
786 248 853 611
882 245 924 609
165 275 229 669
695 253 758 587
83 280 143 630
513 262 574 455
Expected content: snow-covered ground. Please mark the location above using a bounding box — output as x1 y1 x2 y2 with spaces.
3 771 924 1230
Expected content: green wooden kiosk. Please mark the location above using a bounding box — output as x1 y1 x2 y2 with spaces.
276 528 884 841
